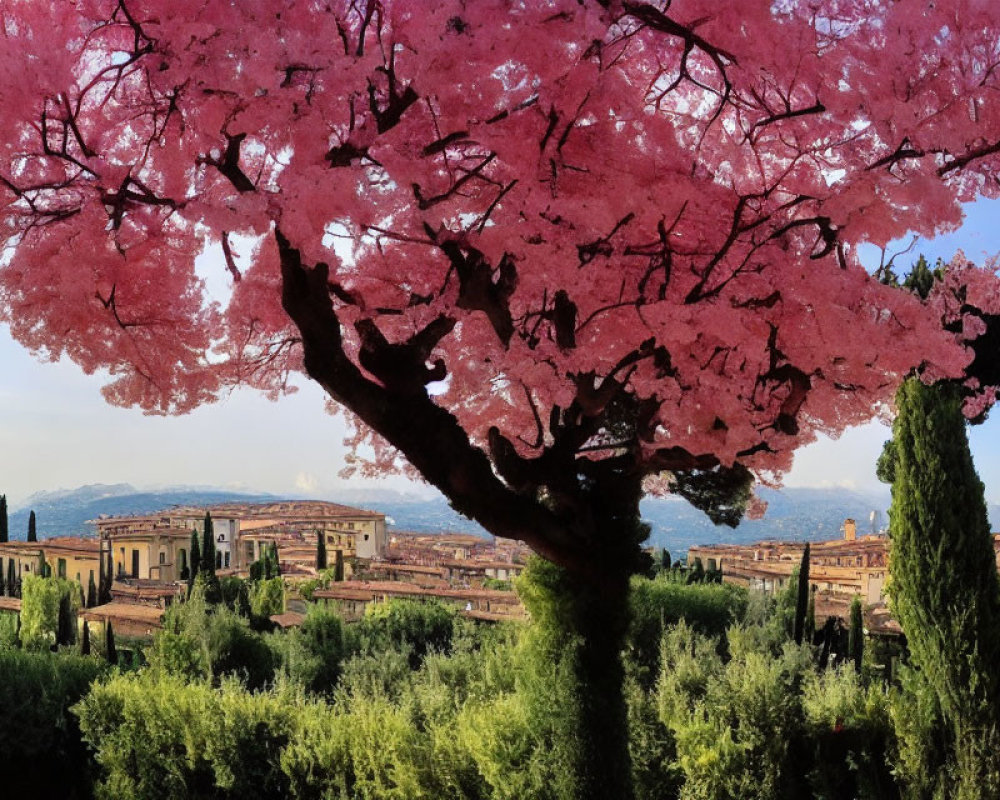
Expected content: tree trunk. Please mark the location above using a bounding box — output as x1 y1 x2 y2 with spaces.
568 570 634 800
523 478 648 800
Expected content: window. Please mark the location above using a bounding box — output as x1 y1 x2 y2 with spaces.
159 552 166 565
57 558 66 579
224 552 230 568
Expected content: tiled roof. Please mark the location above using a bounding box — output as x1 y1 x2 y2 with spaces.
81 602 165 626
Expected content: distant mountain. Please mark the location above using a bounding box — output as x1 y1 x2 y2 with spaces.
9 484 280 540
640 486 891 561
12 482 1000 557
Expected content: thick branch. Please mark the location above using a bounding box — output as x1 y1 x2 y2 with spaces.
277 229 591 572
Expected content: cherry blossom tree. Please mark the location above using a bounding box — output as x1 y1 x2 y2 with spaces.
3 1 1000 795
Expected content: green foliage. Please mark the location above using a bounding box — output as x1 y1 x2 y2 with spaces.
804 587 816 645
57 588 75 647
106 619 118 665
333 548 345 582
655 614 898 800
628 574 747 684
191 570 223 606
670 463 754 527
27 509 36 542
0 612 18 648
201 512 216 578
884 377 1000 796
793 544 810 645
20 574 80 651
147 587 277 690
250 577 285 620
0 493 7 543
0 648 105 796
801 665 897 799
282 692 431 800
251 543 282 582
99 548 113 605
189 530 201 592
315 530 327 571
481 577 512 591
848 596 864 674
278 604 345 696
350 598 456 670
76 673 298 800
219 575 252 617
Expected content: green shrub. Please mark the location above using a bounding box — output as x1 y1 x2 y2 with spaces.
0 648 105 796
279 604 345 696
628 575 747 682
349 598 456 669
20 574 81 651
76 673 298 800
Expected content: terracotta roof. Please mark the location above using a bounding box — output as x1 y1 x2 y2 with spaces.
104 527 192 540
377 563 448 576
318 587 377 602
313 580 521 606
0 597 21 612
270 612 306 629
81 602 165 626
93 500 385 528
41 536 101 552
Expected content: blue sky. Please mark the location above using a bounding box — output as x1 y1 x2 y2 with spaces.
2 199 999 508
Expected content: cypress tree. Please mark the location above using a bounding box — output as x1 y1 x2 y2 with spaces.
793 543 811 645
80 620 90 655
268 542 280 579
316 530 327 570
178 548 188 581
105 620 118 665
4 559 13 598
201 513 216 577
685 557 704 585
334 549 344 582
0 562 4 597
881 377 1000 793
848 595 864 674
804 585 816 644
98 549 113 604
189 530 201 590
26 510 36 542
87 572 97 608
0 494 7 542
56 591 73 647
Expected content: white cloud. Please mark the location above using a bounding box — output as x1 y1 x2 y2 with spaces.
295 472 319 494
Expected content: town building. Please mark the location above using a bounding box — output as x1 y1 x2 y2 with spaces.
0 537 101 593
313 580 526 622
93 499 388 580
688 528 889 604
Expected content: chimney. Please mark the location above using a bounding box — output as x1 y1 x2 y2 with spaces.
843 518 857 541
